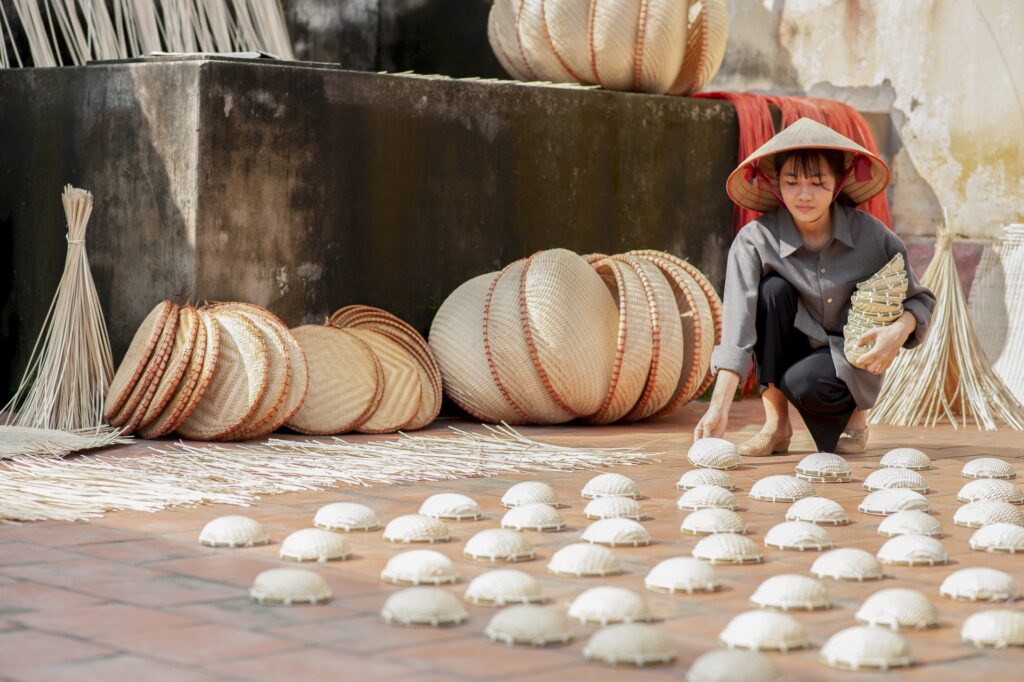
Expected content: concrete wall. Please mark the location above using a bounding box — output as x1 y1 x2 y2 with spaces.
0 59 738 399
712 0 1024 241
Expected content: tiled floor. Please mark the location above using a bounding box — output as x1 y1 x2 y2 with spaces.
1 399 1023 681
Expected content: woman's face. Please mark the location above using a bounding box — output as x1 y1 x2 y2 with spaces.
778 155 836 227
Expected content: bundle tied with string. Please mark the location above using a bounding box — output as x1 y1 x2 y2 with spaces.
843 253 908 366
4 185 114 433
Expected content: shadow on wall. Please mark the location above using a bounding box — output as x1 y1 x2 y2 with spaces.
0 63 196 401
283 0 505 78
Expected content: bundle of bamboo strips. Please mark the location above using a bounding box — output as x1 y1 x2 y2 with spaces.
0 425 659 522
0 0 295 68
869 220 1024 430
4 185 114 432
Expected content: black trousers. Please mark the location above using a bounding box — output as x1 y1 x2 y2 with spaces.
754 275 857 452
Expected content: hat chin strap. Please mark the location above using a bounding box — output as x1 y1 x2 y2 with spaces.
744 162 786 207
832 154 873 201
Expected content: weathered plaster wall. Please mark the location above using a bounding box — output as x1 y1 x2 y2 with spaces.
711 0 1024 241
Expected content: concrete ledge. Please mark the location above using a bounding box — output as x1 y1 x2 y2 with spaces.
0 58 739 397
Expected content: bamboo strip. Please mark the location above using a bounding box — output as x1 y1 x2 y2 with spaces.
0 425 659 522
869 220 1024 430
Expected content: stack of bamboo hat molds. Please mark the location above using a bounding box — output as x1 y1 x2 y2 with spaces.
429 248 721 425
844 253 908 365
105 302 440 439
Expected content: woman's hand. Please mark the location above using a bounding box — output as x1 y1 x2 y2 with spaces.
694 403 729 440
855 313 917 375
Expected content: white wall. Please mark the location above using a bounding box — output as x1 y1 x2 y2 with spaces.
709 0 1024 240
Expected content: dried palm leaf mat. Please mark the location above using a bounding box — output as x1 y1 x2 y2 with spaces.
0 425 658 521
871 220 1024 430
429 248 721 426
1 0 294 69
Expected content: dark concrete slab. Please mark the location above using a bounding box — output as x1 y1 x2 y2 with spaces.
0 58 738 398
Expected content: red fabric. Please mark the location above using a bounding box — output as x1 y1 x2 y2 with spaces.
693 92 893 233
692 92 894 394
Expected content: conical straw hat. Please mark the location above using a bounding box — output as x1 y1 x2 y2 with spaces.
177 309 269 441
631 250 723 401
135 306 200 432
208 304 291 441
347 328 422 434
668 0 729 96
104 300 176 420
223 304 308 440
110 304 179 430
284 325 383 435
610 254 682 421
483 259 574 424
429 273 526 424
136 309 211 439
726 117 891 213
519 249 619 418
584 256 654 425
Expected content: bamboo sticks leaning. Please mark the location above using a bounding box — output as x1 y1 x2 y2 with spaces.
0 0 295 69
870 220 1024 430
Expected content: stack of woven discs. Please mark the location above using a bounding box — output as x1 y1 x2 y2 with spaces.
429 248 721 425
106 302 441 439
104 301 309 441
843 253 908 365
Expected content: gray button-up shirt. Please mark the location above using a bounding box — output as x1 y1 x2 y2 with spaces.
710 204 936 410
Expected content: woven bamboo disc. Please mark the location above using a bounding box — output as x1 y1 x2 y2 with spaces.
328 309 441 429
484 259 572 424
429 273 526 424
519 249 619 417
135 306 200 432
136 310 212 439
637 253 715 413
177 310 269 441
346 328 422 434
220 305 309 440
630 249 722 400
584 257 654 424
104 300 176 421
285 325 384 435
668 0 729 96
163 309 222 437
110 304 179 430
205 305 291 441
610 255 683 422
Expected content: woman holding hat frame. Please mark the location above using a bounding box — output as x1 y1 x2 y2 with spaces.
694 118 936 456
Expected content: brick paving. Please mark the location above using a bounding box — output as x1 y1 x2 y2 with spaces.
1 399 1023 680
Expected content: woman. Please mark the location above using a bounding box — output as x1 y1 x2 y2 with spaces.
694 118 936 455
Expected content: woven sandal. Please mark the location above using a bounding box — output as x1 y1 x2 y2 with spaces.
738 431 792 457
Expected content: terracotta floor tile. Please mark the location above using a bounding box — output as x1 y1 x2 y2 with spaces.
0 630 113 673
210 646 417 680
12 603 199 639
8 655 219 682
0 582 104 615
149 553 282 587
90 510 208 534
0 544 80 567
169 597 357 630
99 623 301 666
0 559 166 588
70 537 215 565
73 574 240 607
503 662 678 681
269 614 476 654
383 635 579 678
0 524 146 548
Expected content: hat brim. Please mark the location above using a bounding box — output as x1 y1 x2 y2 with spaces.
725 118 891 213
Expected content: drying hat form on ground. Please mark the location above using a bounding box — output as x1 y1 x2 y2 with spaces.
725 117 891 213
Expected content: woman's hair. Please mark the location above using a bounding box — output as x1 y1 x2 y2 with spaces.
773 148 855 205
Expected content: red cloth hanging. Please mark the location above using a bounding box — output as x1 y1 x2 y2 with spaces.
693 92 894 395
